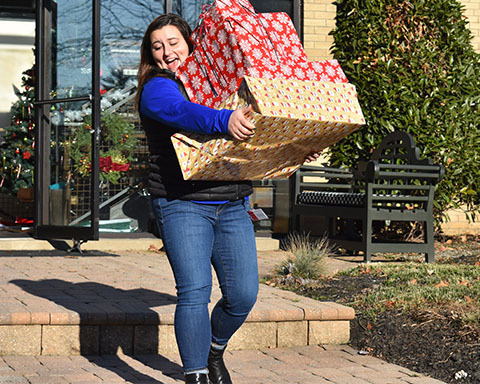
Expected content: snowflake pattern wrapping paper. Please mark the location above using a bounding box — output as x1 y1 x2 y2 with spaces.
176 0 348 108
171 76 366 180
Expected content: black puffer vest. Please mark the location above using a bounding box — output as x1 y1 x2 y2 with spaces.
140 70 253 201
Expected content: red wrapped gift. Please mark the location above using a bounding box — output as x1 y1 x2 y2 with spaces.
177 0 348 107
257 12 348 83
178 0 281 107
257 12 306 71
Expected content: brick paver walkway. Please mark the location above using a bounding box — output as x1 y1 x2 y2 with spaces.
0 246 445 383
0 345 445 384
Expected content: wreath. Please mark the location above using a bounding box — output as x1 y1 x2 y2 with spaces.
70 112 137 184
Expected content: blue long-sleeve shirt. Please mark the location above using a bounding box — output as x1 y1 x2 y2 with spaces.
140 75 242 205
139 76 233 135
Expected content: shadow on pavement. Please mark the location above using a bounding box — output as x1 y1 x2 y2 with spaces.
10 278 183 383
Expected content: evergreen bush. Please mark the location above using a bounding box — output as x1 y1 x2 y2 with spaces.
329 0 480 223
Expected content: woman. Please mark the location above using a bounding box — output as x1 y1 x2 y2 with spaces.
136 14 258 384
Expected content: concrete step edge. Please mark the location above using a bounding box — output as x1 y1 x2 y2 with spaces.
0 301 355 326
0 320 352 356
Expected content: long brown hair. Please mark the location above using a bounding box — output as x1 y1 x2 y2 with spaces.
135 13 193 110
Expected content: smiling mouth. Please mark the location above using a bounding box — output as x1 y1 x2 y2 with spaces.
165 58 178 68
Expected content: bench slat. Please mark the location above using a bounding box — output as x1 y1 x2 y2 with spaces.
371 195 429 202
371 184 431 191
376 171 441 180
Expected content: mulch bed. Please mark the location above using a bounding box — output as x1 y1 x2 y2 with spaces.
351 308 480 384
294 236 480 384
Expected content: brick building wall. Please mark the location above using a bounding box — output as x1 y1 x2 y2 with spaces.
462 0 480 52
302 0 480 235
303 0 336 60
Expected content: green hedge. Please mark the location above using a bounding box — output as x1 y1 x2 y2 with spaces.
329 0 480 223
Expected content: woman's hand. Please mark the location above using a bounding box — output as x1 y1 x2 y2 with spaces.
305 151 322 163
228 105 255 141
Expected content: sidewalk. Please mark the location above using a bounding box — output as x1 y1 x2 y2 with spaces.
0 345 445 384
0 239 445 383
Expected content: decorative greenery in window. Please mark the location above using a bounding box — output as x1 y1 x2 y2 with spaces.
70 112 137 184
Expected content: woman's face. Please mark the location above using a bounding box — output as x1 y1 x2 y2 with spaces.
150 25 189 72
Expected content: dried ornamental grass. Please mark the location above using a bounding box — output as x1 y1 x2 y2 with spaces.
275 233 334 284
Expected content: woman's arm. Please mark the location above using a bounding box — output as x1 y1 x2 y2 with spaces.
140 76 234 135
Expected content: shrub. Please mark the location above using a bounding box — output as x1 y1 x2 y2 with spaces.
329 0 480 223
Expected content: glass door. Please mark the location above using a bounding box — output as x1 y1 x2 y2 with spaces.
34 0 101 241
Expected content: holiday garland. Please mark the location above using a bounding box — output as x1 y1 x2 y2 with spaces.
70 112 137 184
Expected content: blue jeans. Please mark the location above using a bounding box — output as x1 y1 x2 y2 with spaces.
151 197 259 372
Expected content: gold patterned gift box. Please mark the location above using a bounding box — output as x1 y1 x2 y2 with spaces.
171 76 365 180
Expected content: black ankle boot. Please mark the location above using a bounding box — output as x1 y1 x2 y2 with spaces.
208 346 232 384
185 372 209 384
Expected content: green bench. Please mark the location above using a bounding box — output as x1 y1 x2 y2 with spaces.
291 131 445 263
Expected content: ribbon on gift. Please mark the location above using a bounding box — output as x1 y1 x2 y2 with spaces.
196 2 281 66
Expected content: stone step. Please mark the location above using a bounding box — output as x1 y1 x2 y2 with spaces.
0 288 354 356
0 245 355 356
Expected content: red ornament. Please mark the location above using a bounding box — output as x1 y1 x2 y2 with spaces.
23 151 32 160
16 148 20 154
